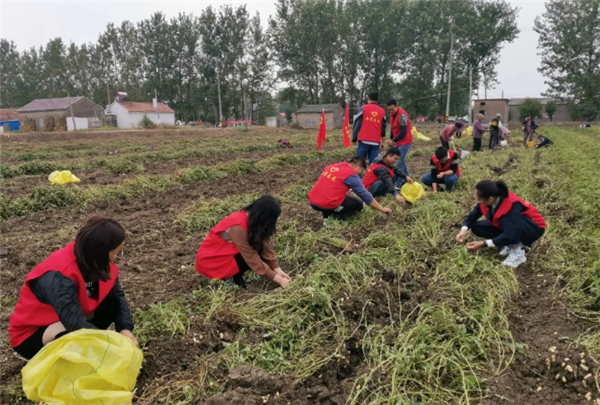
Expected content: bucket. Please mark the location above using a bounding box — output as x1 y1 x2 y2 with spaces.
527 141 534 148
500 140 508 147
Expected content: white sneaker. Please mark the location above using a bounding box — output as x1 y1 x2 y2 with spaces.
502 249 527 268
499 246 511 256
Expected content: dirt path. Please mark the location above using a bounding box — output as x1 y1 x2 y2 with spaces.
483 263 598 405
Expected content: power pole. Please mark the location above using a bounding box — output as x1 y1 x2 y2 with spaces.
484 72 488 99
154 89 160 121
106 83 110 107
67 93 77 131
216 65 223 126
445 32 454 120
468 64 473 123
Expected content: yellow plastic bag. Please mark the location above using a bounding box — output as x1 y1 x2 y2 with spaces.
22 329 143 405
412 127 431 141
465 126 473 137
401 182 426 204
48 170 81 185
527 141 535 148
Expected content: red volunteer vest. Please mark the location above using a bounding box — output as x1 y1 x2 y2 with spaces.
9 242 118 347
480 191 546 229
362 163 393 190
308 162 357 209
432 149 461 177
391 108 413 146
358 103 386 143
195 211 250 280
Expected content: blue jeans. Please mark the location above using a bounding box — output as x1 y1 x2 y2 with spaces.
395 143 412 186
421 172 459 192
357 142 380 165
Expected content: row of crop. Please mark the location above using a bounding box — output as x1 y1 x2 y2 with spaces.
0 149 353 220
0 134 343 179
1 129 323 163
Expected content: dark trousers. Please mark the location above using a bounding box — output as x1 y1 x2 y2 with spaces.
489 131 500 150
473 137 482 151
310 196 364 220
14 293 120 360
440 138 450 149
368 179 396 198
471 218 545 247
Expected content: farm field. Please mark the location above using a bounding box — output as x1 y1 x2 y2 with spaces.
1 125 599 405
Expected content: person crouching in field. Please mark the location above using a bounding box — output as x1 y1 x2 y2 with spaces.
456 180 546 268
421 147 460 193
535 134 553 148
362 147 414 205
195 196 291 289
9 216 137 360
439 121 464 149
308 156 392 224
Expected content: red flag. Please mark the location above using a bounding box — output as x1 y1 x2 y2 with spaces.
343 104 351 148
317 109 327 150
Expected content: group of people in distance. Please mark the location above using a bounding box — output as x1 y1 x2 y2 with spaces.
8 93 546 367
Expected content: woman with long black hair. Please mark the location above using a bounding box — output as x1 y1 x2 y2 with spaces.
9 216 136 360
456 180 546 268
195 195 291 288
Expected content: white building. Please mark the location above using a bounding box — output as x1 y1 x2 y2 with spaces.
106 101 175 128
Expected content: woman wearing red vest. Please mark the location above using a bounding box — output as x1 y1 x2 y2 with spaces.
456 180 546 268
421 147 460 193
386 99 413 189
195 196 291 289
9 216 136 360
352 92 387 165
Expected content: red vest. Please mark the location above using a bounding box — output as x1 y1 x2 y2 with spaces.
390 108 413 146
308 162 357 209
358 103 386 143
9 242 118 347
480 191 546 229
432 149 461 177
195 211 249 280
362 163 393 190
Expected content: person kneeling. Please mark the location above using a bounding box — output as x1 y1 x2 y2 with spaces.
308 156 392 224
9 216 137 360
455 180 546 268
535 134 553 148
421 147 460 193
362 147 413 205
195 196 291 289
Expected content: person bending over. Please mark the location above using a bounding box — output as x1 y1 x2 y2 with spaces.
362 147 413 205
421 147 460 193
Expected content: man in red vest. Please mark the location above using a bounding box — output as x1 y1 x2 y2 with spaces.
421 147 460 193
386 99 413 189
362 147 413 204
352 92 387 165
308 156 392 224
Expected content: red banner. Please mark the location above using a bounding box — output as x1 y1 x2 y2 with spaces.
317 110 327 150
343 104 351 148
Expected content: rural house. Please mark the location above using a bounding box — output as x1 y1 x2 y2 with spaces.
472 99 510 122
509 98 570 122
0 109 20 132
17 97 104 131
107 100 175 128
297 104 343 129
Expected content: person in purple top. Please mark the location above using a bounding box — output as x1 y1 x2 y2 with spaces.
472 114 488 151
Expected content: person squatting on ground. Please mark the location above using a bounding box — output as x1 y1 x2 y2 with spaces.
195 196 291 289
489 116 501 150
472 114 488 151
386 99 413 188
535 134 553 148
308 156 392 223
9 216 137 360
421 147 460 193
523 116 538 145
362 147 414 205
352 92 387 165
439 121 464 149
455 180 546 268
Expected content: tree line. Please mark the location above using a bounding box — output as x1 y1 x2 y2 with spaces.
0 0 597 122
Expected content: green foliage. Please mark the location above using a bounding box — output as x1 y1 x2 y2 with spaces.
519 98 543 119
105 159 142 175
134 300 190 345
545 101 557 121
139 114 155 129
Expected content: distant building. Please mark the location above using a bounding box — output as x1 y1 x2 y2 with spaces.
106 100 175 128
297 104 343 129
508 98 570 122
472 99 510 122
17 97 104 130
0 109 20 132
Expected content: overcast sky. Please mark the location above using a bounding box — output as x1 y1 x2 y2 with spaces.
1 0 548 99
